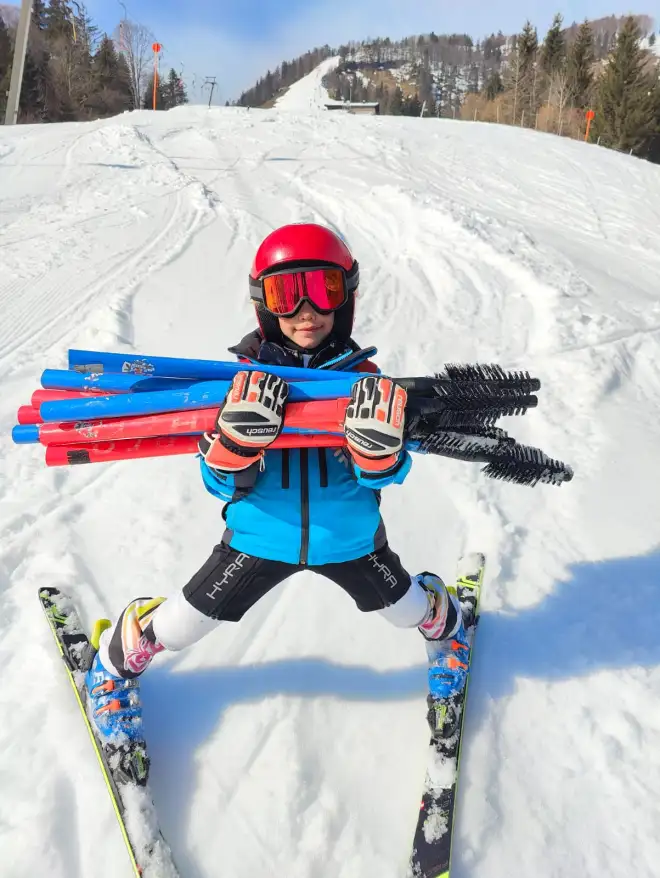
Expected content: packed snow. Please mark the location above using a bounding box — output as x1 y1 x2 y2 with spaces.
1 59 660 878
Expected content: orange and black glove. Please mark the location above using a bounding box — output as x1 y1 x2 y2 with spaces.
198 370 288 472
344 376 407 473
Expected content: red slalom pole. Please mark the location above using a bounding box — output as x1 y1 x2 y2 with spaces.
46 435 199 466
285 398 348 431
45 432 344 467
38 399 350 446
39 411 217 445
17 406 43 425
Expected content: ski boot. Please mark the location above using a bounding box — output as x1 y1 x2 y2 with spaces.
417 573 470 699
84 619 150 785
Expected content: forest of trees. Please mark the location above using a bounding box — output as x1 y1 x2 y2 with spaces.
320 15 660 162
460 15 660 162
0 0 187 122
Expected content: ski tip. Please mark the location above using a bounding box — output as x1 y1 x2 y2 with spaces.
457 552 486 571
455 553 486 591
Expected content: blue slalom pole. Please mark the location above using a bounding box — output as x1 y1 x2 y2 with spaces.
67 349 372 383
39 378 355 423
12 425 40 444
41 370 197 394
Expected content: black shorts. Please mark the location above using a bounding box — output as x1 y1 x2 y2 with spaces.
182 542 412 622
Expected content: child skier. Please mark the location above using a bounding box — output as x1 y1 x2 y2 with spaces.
86 223 469 745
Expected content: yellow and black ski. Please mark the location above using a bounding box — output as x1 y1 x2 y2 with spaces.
409 553 486 878
39 587 179 878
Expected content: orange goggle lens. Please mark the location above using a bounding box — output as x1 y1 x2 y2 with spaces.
262 268 347 316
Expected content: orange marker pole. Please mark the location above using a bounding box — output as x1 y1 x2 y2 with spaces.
152 43 162 110
584 109 595 142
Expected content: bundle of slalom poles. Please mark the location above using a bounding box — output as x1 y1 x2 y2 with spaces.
11 348 574 487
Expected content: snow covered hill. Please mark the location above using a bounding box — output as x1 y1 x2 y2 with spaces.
275 55 341 110
2 61 660 878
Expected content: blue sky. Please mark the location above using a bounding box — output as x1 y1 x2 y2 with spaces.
78 1 659 104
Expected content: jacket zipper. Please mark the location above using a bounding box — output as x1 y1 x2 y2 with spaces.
299 448 309 565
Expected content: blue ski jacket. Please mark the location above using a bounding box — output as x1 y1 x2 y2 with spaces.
199 332 412 565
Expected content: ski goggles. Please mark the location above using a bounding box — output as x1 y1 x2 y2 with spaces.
249 265 357 317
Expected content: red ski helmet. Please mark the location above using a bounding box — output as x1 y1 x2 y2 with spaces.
249 223 359 343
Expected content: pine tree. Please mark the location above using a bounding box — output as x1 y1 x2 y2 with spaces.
32 0 47 30
518 20 539 67
68 6 96 117
567 20 595 109
485 70 503 101
0 15 11 117
116 53 134 109
19 11 51 122
377 83 390 113
0 13 10 68
521 20 540 119
541 13 566 76
592 16 660 156
649 32 656 48
405 92 423 116
71 5 98 56
389 86 404 115
34 0 96 120
650 111 660 164
87 34 132 116
92 35 120 89
268 70 277 97
45 0 73 41
162 68 188 109
19 47 49 121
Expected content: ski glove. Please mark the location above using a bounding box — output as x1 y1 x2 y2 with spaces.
344 375 407 472
198 370 289 472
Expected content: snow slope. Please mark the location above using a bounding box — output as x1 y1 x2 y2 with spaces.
275 55 341 110
2 72 660 878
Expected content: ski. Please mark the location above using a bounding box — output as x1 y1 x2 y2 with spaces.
38 587 179 878
408 552 486 878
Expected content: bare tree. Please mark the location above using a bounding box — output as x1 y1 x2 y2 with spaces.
48 35 86 115
548 67 571 134
504 46 525 125
530 61 539 120
114 19 154 109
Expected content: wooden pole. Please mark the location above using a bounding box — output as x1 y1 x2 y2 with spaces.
4 0 34 125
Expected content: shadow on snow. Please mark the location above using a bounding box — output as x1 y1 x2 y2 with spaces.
142 548 660 876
